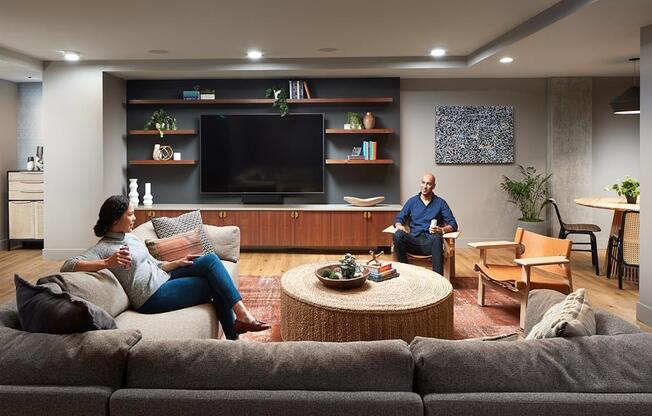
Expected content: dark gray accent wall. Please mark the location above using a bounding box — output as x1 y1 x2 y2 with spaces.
126 78 400 204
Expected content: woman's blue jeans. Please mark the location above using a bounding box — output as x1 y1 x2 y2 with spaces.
137 253 242 340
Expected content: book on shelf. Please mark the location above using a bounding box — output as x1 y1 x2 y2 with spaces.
370 267 397 278
182 90 200 100
288 80 312 99
361 140 378 160
303 81 312 99
347 155 365 160
369 271 400 282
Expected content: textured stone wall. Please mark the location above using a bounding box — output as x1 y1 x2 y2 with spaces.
547 78 593 239
16 82 42 167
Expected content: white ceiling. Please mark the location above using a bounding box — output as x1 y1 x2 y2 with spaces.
0 0 651 82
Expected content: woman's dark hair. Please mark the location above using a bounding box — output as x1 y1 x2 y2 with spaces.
94 195 130 237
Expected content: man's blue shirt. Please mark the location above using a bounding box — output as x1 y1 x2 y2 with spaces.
395 193 458 237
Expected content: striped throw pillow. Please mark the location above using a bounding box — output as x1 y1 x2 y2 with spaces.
526 288 596 340
150 210 215 255
145 228 204 261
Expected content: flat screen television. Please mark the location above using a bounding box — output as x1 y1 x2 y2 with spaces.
200 114 324 194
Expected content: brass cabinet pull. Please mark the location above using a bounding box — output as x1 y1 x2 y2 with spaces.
295 211 299 219
147 211 155 218
367 211 372 219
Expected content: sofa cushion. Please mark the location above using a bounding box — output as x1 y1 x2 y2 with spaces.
526 288 596 339
115 303 220 340
145 228 203 261
0 326 141 389
594 310 641 335
0 385 112 416
0 300 21 330
410 333 652 394
37 270 130 317
126 339 414 392
151 210 215 255
15 275 117 333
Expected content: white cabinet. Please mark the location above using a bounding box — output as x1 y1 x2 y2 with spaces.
8 171 44 248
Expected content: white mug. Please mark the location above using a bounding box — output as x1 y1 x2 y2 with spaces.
430 219 438 229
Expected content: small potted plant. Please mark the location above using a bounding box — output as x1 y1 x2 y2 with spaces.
500 165 552 235
265 86 289 116
347 112 363 129
144 109 177 138
605 176 640 204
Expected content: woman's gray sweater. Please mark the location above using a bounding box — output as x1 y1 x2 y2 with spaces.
61 231 169 309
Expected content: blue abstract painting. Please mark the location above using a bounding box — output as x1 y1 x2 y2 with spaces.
435 105 514 164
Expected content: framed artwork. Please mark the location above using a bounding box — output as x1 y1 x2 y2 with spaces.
435 105 514 164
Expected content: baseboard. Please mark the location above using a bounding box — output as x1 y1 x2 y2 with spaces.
636 301 652 326
42 248 86 261
0 239 7 251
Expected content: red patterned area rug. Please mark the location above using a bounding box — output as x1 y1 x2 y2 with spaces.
238 275 521 342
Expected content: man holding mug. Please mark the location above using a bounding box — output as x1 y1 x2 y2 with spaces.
393 172 458 274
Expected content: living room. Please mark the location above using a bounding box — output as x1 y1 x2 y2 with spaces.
1 1 652 415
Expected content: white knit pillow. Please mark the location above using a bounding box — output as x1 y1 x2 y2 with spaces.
526 288 596 340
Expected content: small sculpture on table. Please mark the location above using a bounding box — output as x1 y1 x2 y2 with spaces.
366 250 385 266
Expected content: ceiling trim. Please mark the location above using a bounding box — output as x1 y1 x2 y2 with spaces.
0 45 42 73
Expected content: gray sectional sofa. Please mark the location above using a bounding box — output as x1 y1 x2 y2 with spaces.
1 230 651 416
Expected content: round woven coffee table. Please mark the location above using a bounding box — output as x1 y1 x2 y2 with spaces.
281 262 453 342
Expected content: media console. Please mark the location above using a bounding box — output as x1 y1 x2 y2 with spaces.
134 204 401 249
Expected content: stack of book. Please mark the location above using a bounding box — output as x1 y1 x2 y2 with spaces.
182 90 200 100
367 263 399 282
289 80 312 99
362 140 377 160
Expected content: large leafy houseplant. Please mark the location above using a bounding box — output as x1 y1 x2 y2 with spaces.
500 165 552 222
265 87 289 116
605 176 640 204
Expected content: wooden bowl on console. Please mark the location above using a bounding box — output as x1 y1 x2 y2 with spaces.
343 196 385 207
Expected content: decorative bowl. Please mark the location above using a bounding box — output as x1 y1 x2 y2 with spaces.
314 264 370 289
343 196 385 207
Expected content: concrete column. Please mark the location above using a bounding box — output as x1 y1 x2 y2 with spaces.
0 80 18 250
637 25 652 325
547 78 592 238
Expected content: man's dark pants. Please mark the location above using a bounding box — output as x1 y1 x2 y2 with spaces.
393 229 444 274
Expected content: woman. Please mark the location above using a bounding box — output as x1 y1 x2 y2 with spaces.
61 195 269 340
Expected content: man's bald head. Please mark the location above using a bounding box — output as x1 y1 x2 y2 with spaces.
420 173 436 197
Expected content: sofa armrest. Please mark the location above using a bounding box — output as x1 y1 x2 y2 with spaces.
204 225 240 263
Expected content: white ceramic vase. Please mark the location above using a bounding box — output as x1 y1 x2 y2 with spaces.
128 178 139 206
152 144 161 160
143 182 153 207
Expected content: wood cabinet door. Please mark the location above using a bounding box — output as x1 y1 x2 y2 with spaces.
134 211 151 227
9 201 35 239
222 211 260 246
34 201 44 239
293 211 332 247
200 211 224 227
330 211 367 247
366 211 397 247
259 211 294 246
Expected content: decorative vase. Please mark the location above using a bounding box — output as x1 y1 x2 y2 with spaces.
626 194 637 204
152 144 161 160
363 112 376 129
143 183 153 207
128 179 139 206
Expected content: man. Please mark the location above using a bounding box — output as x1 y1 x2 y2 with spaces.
393 172 458 275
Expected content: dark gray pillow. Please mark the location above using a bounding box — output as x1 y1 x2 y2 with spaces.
151 210 215 255
0 300 21 330
14 275 117 334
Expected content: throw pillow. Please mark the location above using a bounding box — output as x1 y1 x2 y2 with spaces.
145 227 204 261
525 288 596 340
151 210 215 255
14 275 117 334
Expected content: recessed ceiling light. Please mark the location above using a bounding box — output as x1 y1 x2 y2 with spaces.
247 50 263 60
63 51 80 61
148 49 169 54
430 48 447 57
499 57 514 64
318 47 338 53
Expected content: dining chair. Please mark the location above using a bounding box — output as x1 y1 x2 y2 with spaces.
469 228 572 328
606 210 639 289
548 198 601 275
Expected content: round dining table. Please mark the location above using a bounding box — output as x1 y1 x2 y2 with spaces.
574 197 640 276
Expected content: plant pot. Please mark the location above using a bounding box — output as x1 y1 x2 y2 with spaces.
517 219 548 236
363 112 376 129
626 194 637 204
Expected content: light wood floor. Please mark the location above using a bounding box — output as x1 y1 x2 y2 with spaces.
1 247 649 331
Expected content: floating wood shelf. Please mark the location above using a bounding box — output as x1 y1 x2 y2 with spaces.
128 97 393 105
325 128 394 134
325 159 393 165
128 129 197 135
129 160 198 165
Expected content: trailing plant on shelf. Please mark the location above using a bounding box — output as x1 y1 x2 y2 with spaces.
605 176 640 204
265 87 289 116
500 165 552 222
144 109 177 138
347 112 363 129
